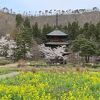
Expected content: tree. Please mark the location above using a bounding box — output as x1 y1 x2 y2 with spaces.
67 22 80 40
96 22 100 41
42 24 54 43
15 17 32 60
0 34 16 59
23 17 31 28
72 34 97 63
16 14 23 27
87 23 96 40
81 22 89 34
93 7 99 11
15 26 32 60
32 22 41 43
39 44 67 64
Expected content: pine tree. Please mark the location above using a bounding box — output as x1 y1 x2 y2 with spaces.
72 34 97 63
67 21 80 40
15 17 32 60
23 17 31 28
16 14 23 27
87 23 96 40
42 24 54 43
32 22 41 43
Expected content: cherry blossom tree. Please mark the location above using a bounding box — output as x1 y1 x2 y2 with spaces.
0 34 16 58
39 44 67 64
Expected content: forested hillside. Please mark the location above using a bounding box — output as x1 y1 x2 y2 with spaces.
0 10 100 62
1 11 100 35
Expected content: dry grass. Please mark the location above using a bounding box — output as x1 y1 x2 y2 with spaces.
17 59 26 68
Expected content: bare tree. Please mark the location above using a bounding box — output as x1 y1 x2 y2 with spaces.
45 10 48 16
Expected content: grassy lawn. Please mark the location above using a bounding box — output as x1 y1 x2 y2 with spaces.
0 67 19 75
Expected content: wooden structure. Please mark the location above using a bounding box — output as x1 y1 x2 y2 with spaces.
45 29 69 48
45 29 70 64
44 14 70 64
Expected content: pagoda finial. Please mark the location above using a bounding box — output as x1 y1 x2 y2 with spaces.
56 13 58 28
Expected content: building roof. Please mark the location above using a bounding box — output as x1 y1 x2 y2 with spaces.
47 29 68 36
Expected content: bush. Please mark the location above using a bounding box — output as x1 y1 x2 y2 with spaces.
17 59 27 68
85 63 100 68
0 67 18 75
0 59 12 65
92 64 100 68
28 61 47 67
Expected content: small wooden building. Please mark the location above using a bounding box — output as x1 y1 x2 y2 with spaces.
45 29 69 48
45 29 70 64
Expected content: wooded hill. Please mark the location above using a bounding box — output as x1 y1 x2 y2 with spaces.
1 11 100 35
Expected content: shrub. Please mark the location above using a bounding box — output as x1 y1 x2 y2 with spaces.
92 64 100 68
17 59 26 68
0 59 11 65
85 63 93 68
85 63 100 68
29 61 47 67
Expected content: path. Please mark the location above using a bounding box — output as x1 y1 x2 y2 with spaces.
0 63 18 68
0 72 20 80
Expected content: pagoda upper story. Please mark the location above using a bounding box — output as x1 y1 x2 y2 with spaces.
45 29 69 47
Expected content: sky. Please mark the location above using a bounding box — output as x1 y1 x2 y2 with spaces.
0 0 100 13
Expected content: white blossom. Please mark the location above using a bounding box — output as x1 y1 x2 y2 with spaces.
39 44 67 61
0 34 16 58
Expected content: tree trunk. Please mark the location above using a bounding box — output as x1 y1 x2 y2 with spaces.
23 43 26 60
85 56 90 63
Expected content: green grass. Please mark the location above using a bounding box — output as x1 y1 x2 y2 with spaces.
0 67 19 75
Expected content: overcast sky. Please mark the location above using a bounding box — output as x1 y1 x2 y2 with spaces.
0 0 100 13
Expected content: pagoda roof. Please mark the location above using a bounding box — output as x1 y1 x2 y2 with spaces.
47 29 68 36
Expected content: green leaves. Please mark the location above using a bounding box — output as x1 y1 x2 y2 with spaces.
15 17 33 60
72 34 97 63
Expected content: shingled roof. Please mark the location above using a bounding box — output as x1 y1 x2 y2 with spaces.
47 29 68 36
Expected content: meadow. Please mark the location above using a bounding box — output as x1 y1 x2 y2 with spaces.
0 70 100 100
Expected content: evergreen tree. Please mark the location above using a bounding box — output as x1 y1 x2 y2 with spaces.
42 24 54 42
32 22 41 43
15 26 32 60
72 34 97 63
67 21 80 40
96 22 100 41
87 23 96 40
15 17 32 60
23 17 31 28
16 14 23 27
81 22 89 36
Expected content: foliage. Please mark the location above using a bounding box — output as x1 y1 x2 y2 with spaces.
0 59 12 65
39 44 67 64
15 17 33 60
0 72 100 99
32 22 41 43
29 60 47 67
41 24 54 43
15 26 32 60
0 34 16 58
16 14 23 27
0 67 18 75
85 63 100 68
72 34 97 63
67 21 80 40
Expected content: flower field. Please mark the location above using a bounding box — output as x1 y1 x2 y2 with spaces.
0 71 100 100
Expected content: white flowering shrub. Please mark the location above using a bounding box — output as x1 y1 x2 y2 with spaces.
39 44 68 64
0 34 16 58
